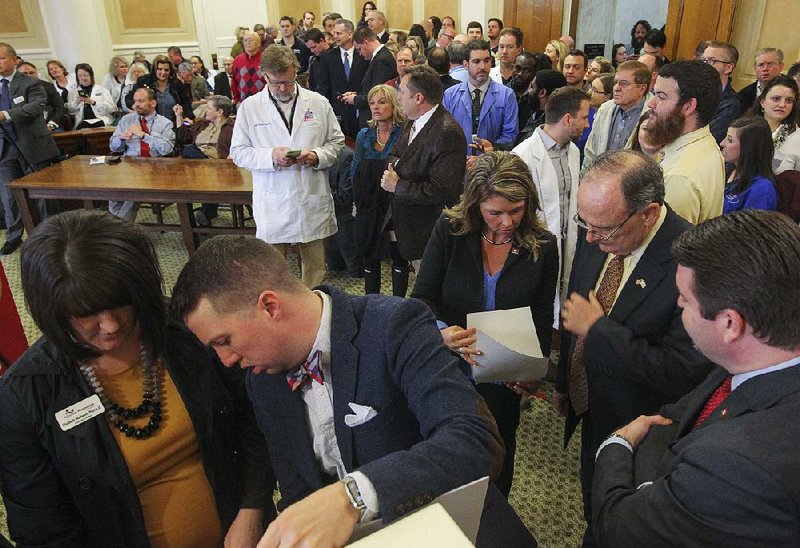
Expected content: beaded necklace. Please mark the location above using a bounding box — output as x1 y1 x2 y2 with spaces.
78 346 162 439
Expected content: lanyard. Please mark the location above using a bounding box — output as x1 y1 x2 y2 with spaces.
268 89 299 134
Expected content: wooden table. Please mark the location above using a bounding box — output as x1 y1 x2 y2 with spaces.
52 127 116 156
10 155 254 253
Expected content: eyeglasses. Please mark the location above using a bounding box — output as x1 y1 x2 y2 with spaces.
756 60 780 70
700 57 732 66
266 77 297 89
573 210 637 241
613 79 637 88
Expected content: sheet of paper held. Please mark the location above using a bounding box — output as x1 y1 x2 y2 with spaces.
466 307 549 383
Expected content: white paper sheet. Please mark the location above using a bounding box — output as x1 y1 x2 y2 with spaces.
348 476 489 545
349 503 473 547
466 307 549 383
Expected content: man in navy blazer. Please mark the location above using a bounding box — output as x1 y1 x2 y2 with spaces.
340 27 397 128
318 19 369 139
0 42 59 255
172 235 536 547
442 39 518 158
592 210 800 547
556 150 713 544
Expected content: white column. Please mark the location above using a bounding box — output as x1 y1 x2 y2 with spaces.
39 0 114 75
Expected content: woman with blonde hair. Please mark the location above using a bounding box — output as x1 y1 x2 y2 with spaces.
351 84 407 295
413 152 558 498
545 39 569 71
101 56 130 122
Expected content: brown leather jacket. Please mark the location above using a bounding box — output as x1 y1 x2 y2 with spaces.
388 106 467 260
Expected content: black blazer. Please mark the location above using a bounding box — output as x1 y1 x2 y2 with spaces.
354 47 398 126
413 215 559 354
556 208 714 452
593 365 800 547
40 80 69 129
318 47 369 138
0 323 276 546
213 71 232 99
388 106 467 260
737 81 758 113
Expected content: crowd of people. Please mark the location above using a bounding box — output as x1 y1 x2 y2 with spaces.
1 5 800 547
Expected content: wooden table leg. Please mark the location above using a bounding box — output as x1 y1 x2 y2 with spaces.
12 187 39 235
176 202 199 254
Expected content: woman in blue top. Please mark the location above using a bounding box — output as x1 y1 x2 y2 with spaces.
413 152 559 498
720 116 778 214
351 84 406 295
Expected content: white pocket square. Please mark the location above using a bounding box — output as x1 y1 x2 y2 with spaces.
344 402 378 427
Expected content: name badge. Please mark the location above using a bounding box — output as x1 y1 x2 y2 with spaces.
13 96 24 105
55 394 105 431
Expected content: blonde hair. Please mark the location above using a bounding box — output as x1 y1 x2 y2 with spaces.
548 39 569 71
366 85 406 128
444 152 548 258
108 55 129 76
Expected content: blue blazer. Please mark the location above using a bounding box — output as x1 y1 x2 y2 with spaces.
442 79 519 149
246 287 536 546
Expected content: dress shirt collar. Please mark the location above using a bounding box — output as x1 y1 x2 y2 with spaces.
371 44 385 61
660 125 712 158
2 71 17 84
624 204 666 262
411 104 438 139
341 46 355 60
467 79 491 97
536 124 568 152
616 95 646 114
732 356 800 391
306 290 332 366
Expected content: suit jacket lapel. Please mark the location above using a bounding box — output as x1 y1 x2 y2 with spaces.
325 288 360 472
396 108 440 164
577 244 608 297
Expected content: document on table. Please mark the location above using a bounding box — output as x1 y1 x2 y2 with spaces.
466 306 549 383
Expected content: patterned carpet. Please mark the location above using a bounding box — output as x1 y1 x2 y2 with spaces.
0 207 585 547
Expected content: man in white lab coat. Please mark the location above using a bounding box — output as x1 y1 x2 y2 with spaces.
231 44 345 288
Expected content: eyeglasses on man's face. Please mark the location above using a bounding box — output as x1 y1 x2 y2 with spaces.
573 210 637 241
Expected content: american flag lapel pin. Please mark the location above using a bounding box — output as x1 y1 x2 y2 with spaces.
635 278 646 289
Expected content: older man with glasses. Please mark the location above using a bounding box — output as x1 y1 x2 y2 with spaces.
230 44 344 288
556 149 714 548
738 47 785 112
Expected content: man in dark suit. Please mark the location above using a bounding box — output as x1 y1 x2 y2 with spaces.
737 47 784 113
0 42 59 255
318 18 368 139
427 46 459 91
340 27 397 128
16 61 69 132
172 235 536 548
380 65 467 264
556 150 713 545
213 56 234 99
701 41 742 143
365 10 390 44
592 209 800 547
303 28 330 93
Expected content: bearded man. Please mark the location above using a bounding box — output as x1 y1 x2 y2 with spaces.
645 61 724 224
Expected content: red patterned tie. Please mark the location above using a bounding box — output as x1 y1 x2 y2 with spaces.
693 374 733 428
286 350 324 391
139 117 150 157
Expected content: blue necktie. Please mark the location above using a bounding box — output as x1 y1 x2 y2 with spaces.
343 51 351 80
0 78 16 141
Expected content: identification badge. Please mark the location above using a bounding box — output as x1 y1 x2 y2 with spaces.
55 394 105 431
13 96 24 105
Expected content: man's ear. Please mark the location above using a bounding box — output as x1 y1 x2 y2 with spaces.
719 308 747 344
257 290 282 319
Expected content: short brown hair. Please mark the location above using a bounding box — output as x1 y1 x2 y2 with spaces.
617 60 651 85
672 210 800 350
403 64 443 105
170 236 306 321
261 44 300 74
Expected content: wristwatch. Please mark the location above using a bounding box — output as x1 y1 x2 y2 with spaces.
341 476 367 520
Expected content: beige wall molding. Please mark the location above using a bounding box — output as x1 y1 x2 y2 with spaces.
104 0 197 45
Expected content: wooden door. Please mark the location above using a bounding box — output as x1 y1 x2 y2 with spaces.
503 0 565 54
663 0 737 61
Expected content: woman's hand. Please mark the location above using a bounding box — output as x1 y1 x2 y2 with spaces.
504 380 543 397
440 326 481 366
